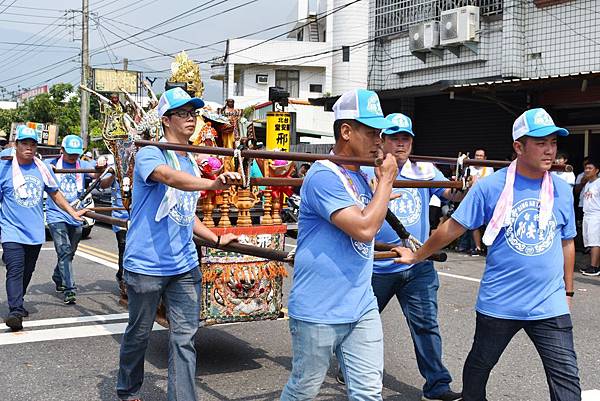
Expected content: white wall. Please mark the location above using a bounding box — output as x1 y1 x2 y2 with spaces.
227 65 328 106
330 0 369 94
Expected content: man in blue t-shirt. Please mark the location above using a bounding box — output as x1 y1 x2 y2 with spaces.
362 113 463 401
98 157 130 302
393 108 581 401
116 88 240 401
45 134 95 305
0 127 87 332
280 89 399 401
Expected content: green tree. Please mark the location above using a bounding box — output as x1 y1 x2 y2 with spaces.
0 82 102 145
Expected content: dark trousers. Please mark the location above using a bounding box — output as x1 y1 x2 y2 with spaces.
372 262 453 398
463 312 581 401
115 229 126 281
2 242 42 317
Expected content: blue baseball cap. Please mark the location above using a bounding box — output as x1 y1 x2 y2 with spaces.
512 108 569 141
382 113 414 136
61 134 84 155
157 87 205 118
332 89 398 130
15 125 38 143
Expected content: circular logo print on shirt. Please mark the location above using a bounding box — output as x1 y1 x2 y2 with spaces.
59 174 79 201
504 198 556 256
14 175 43 208
389 188 422 226
168 190 199 226
351 192 374 259
352 238 373 259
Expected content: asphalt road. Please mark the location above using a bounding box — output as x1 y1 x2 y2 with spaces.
1 224 599 401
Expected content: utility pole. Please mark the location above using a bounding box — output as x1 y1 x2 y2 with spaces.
80 0 90 147
123 58 128 70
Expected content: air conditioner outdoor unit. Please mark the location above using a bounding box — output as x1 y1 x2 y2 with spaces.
256 74 268 84
409 21 440 52
409 21 442 61
440 6 480 47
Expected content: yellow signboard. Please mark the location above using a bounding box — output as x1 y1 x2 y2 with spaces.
266 112 291 151
93 69 138 93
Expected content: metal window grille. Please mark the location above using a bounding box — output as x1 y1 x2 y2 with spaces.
373 0 503 39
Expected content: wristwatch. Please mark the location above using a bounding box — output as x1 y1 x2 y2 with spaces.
566 291 574 297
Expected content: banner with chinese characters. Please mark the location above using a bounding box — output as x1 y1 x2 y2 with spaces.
93 68 139 93
266 112 291 151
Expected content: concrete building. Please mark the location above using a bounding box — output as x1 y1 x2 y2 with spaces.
210 0 368 142
365 0 600 171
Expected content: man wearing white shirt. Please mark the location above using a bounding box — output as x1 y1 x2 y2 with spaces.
467 149 493 256
580 159 600 276
554 151 576 187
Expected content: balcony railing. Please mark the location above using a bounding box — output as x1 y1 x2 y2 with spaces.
373 0 503 39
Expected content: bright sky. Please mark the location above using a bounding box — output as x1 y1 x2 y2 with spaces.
0 0 296 102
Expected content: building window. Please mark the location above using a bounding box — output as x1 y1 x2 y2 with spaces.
342 46 350 62
309 84 323 93
275 70 299 98
296 29 304 41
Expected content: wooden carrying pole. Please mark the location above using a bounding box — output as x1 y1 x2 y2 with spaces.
194 237 293 263
135 140 383 167
84 211 127 228
233 177 465 189
374 251 447 263
82 213 294 263
408 154 572 172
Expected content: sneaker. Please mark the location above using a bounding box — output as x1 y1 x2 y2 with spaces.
55 283 66 293
470 248 483 257
20 308 29 318
422 390 462 401
581 266 600 277
4 315 23 332
64 292 76 305
336 367 345 385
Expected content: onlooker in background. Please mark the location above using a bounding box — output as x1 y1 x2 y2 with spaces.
297 163 311 178
466 149 494 256
0 141 15 157
580 158 600 276
575 157 590 252
554 151 576 187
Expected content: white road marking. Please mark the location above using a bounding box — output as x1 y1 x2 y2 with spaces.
0 313 129 331
75 250 119 270
285 243 297 249
0 322 166 345
583 390 600 401
0 247 55 252
437 271 482 283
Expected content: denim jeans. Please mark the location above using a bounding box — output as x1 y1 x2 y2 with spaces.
280 308 384 401
463 312 581 401
117 267 202 401
48 222 82 293
2 242 42 317
115 229 126 281
372 262 453 398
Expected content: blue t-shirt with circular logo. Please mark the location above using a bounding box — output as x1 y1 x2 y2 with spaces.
287 163 378 324
123 146 200 276
45 159 94 226
451 168 576 320
363 166 448 274
0 160 58 244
